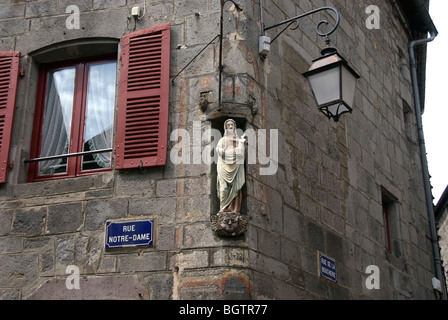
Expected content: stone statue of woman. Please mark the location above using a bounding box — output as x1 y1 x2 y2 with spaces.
216 119 246 213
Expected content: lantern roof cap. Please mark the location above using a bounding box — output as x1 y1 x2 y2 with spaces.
305 47 360 79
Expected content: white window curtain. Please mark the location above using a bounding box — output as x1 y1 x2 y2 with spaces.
39 68 75 175
83 61 117 169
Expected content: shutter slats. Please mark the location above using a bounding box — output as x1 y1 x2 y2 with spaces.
0 51 20 183
115 23 170 169
0 56 14 111
0 115 5 153
126 31 163 93
129 44 162 53
128 67 161 75
129 55 162 62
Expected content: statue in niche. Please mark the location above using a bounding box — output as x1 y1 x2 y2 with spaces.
212 119 248 237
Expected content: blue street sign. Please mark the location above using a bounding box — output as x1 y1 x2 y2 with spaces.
105 219 154 249
319 253 337 283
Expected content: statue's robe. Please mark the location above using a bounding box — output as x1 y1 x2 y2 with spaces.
216 135 245 213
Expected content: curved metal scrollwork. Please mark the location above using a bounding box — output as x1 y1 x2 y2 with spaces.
315 7 340 37
263 6 340 44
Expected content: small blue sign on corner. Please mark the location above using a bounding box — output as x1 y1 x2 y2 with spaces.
105 218 154 249
319 252 337 284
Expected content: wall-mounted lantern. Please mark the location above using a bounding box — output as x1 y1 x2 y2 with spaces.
303 47 360 122
259 2 360 122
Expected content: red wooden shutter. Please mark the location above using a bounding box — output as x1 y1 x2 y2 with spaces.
116 23 171 169
0 51 20 183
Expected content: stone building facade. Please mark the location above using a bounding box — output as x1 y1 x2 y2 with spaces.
436 186 448 292
0 0 442 300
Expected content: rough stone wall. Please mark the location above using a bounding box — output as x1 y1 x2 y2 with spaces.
437 207 448 290
244 0 436 299
0 0 246 301
0 0 438 300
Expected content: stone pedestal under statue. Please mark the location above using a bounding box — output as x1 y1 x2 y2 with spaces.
211 211 248 237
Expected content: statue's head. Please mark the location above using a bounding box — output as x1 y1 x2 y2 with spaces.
224 119 236 135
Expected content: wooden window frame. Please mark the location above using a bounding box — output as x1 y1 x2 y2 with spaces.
28 55 117 182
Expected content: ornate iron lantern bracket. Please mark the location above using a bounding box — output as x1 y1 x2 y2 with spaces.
259 1 340 59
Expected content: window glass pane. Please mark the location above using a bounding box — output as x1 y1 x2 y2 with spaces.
38 67 76 176
382 204 391 252
82 61 117 171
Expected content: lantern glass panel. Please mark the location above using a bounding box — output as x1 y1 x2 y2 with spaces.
341 65 357 108
307 66 340 106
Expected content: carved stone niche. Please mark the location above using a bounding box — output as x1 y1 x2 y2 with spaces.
211 212 248 238
200 73 259 120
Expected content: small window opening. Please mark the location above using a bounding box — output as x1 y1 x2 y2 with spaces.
381 187 400 256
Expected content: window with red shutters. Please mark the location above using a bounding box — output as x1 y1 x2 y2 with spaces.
115 23 171 169
26 23 171 181
0 51 20 184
